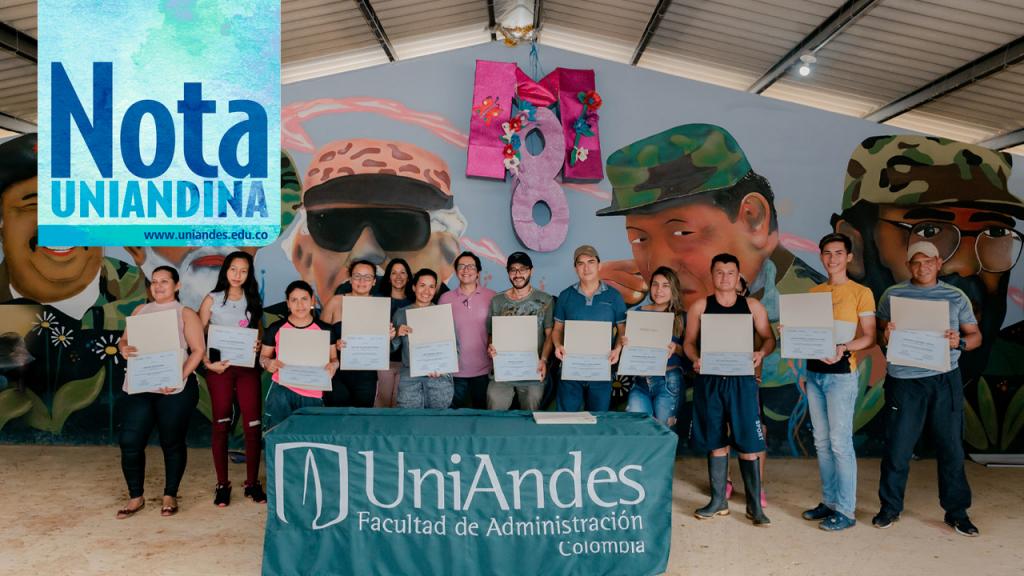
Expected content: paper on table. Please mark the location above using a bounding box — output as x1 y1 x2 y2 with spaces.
564 320 611 353
890 296 949 332
341 296 391 336
493 315 538 352
533 412 597 425
126 309 180 353
779 293 833 328
701 314 753 353
407 304 456 344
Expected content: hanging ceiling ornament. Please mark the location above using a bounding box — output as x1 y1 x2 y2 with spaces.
496 0 537 47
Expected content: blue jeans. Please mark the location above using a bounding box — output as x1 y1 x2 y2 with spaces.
557 380 611 412
263 383 323 432
805 370 859 518
626 369 681 424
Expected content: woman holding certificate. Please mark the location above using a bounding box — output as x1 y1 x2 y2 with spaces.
260 281 339 430
375 259 414 406
116 266 205 519
198 251 265 507
392 269 456 408
624 267 684 425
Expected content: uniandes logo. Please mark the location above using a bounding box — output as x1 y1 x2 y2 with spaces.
274 444 647 530
48 62 270 220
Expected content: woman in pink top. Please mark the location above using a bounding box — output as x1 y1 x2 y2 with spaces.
115 266 206 519
260 280 339 430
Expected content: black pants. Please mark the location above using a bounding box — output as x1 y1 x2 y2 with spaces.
879 371 972 519
326 370 377 408
118 377 199 498
452 375 489 409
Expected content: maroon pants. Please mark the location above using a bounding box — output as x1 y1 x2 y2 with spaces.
206 366 262 486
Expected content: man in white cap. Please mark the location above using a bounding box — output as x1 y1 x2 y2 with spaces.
873 242 982 536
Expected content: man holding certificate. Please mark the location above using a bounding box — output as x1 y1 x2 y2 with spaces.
684 253 775 526
392 269 458 408
550 246 627 412
486 252 554 411
873 242 982 537
794 233 876 532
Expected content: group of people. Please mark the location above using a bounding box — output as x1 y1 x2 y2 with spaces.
110 234 982 539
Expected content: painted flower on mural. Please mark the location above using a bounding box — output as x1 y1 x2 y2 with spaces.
92 335 121 365
51 326 74 348
32 311 57 335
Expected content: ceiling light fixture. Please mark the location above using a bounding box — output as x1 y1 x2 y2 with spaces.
798 54 817 77
496 0 536 47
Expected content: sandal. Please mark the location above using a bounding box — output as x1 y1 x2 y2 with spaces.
116 499 145 520
244 481 267 504
161 496 179 517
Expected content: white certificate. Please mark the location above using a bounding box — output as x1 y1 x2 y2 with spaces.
207 325 258 367
340 296 391 370
494 351 541 382
278 329 331 391
887 297 951 372
126 309 183 394
563 320 611 381
127 349 183 394
618 310 674 376
701 314 754 376
779 293 836 359
410 340 459 376
888 330 951 372
493 316 540 382
408 304 458 377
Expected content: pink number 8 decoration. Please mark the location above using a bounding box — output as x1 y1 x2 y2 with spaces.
510 107 569 252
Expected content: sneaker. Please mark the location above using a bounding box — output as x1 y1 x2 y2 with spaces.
802 503 834 521
820 512 856 532
214 483 231 507
945 515 979 537
871 510 900 529
725 480 734 500
244 481 268 504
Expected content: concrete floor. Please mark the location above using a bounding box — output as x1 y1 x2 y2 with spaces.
1 446 1021 576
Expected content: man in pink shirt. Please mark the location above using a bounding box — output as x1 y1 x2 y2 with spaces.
439 251 496 408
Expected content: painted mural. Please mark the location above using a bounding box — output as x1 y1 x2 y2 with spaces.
0 44 1021 458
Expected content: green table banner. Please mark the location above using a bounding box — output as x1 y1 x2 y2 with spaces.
263 408 677 576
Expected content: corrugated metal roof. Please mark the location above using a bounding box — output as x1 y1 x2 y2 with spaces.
0 0 1021 158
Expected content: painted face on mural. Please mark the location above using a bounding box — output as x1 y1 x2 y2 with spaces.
127 245 258 310
290 139 467 305
1 176 104 303
834 134 1024 381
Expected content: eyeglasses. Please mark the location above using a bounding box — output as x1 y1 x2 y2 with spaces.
508 266 531 276
880 219 1023 273
457 264 478 272
351 274 375 282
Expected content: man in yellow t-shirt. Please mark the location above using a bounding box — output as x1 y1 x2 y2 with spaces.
799 233 877 532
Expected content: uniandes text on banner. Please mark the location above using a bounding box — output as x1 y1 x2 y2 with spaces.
264 408 676 576
37 0 281 247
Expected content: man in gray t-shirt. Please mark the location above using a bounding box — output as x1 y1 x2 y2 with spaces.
485 252 554 411
873 242 982 537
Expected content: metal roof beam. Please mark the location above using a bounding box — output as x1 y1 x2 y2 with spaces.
630 0 672 66
748 0 880 94
533 0 543 32
0 111 36 135
977 127 1024 151
0 21 37 64
354 0 396 62
487 0 496 41
864 36 1024 123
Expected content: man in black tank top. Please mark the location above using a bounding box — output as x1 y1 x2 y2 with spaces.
683 253 776 526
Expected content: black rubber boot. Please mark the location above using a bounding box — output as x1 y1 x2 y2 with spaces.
695 455 730 519
740 458 771 526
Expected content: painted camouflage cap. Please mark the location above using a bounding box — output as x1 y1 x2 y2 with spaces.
844 135 1024 218
597 124 752 216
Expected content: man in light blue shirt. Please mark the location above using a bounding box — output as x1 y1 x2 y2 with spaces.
874 242 982 537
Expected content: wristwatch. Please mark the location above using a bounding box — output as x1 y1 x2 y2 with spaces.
957 337 967 351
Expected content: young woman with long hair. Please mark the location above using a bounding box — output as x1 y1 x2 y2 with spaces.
624 266 685 424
